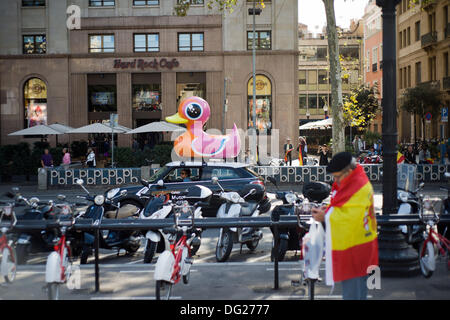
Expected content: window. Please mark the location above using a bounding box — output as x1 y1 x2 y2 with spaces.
415 61 422 84
415 21 421 42
178 33 204 52
22 0 45 6
339 45 359 60
318 70 328 90
366 51 371 72
299 94 307 109
23 35 46 54
133 0 159 5
88 74 117 113
247 75 272 134
318 94 328 109
444 52 449 77
307 70 317 90
299 70 306 91
407 27 411 46
428 56 436 81
89 0 115 6
24 78 47 128
89 35 115 53
308 94 318 109
399 31 403 49
134 34 159 52
133 84 161 111
247 31 271 50
177 0 204 4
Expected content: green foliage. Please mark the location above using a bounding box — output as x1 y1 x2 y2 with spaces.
115 144 173 168
70 140 88 159
400 85 442 119
174 0 262 16
363 131 381 148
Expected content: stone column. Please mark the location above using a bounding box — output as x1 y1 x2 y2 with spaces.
117 72 132 147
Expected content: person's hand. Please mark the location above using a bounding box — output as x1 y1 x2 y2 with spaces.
311 205 327 222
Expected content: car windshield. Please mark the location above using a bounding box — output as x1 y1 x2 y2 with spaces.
148 166 171 183
397 164 417 192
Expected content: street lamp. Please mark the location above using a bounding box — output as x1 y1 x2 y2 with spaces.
249 0 261 164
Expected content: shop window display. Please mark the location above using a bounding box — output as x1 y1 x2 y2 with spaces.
247 75 272 135
132 84 161 112
24 78 47 128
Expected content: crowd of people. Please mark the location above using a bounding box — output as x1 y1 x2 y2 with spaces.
398 139 450 165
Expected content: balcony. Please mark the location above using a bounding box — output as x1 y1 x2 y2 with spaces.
419 80 440 91
444 77 450 91
421 31 437 49
421 0 437 11
372 63 378 72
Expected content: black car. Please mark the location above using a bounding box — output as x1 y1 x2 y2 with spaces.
104 161 271 217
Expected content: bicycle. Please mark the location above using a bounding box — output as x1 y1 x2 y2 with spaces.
45 217 75 300
418 198 450 278
0 203 17 283
154 200 199 300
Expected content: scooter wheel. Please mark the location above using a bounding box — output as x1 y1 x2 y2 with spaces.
419 241 435 278
156 280 172 300
47 283 60 300
143 240 157 264
215 230 233 262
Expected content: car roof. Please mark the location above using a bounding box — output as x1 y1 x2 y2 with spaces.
165 161 250 169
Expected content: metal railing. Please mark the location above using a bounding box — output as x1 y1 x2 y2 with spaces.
4 213 450 293
421 31 438 48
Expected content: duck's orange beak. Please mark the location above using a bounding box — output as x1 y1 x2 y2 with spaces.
166 112 188 124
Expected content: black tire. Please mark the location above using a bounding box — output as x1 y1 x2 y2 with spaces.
15 244 29 265
125 231 141 255
47 283 60 300
143 240 157 264
183 272 190 284
271 238 289 262
419 241 435 278
155 280 172 300
215 230 233 262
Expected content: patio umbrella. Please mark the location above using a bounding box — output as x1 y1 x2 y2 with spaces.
66 122 130 168
125 121 185 134
8 124 64 136
48 123 74 133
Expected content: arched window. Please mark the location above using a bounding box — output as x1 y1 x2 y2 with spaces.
248 75 272 134
24 78 47 128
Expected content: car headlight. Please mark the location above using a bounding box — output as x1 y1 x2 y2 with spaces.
285 193 297 204
398 191 409 203
106 188 120 199
94 195 105 206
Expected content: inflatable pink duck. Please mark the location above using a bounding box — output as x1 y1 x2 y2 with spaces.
166 96 241 159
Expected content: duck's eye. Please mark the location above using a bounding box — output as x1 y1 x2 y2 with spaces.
185 103 202 120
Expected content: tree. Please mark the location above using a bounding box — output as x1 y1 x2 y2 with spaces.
343 84 380 130
174 0 265 16
400 84 442 140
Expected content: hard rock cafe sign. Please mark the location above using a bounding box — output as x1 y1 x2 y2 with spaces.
114 58 180 71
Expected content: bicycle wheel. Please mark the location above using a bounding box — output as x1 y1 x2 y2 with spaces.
2 246 17 283
155 280 173 300
419 241 435 278
47 283 60 300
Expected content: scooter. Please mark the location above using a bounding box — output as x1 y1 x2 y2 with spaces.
213 177 265 262
140 184 210 263
6 189 75 265
74 179 140 264
438 172 450 238
270 180 331 262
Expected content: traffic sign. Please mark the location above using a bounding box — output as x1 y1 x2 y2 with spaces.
425 112 432 122
442 108 448 123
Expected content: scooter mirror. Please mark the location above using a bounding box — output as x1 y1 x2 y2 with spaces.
29 197 39 204
57 194 66 201
419 182 425 189
120 190 127 196
76 179 84 185
157 179 164 187
211 177 219 184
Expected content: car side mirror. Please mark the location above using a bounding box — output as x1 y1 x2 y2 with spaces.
211 176 219 185
57 194 66 201
76 179 84 186
157 180 164 187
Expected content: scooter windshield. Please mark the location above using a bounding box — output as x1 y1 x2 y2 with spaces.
143 196 166 217
397 164 418 192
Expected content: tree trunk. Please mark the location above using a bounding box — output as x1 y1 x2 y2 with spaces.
323 0 345 154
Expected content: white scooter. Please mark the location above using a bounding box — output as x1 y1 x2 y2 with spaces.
213 177 264 262
141 184 210 263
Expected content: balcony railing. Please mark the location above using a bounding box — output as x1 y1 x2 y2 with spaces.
419 80 441 91
421 0 437 11
443 77 450 91
421 31 438 48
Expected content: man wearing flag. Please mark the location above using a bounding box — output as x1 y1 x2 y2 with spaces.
311 152 378 300
284 138 293 166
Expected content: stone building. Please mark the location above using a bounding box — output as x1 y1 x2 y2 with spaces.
0 0 299 159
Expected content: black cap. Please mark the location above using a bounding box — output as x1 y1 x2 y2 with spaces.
327 151 353 173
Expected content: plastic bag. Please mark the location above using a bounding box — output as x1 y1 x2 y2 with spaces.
302 221 325 279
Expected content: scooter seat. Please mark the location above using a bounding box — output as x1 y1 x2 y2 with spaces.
239 202 258 217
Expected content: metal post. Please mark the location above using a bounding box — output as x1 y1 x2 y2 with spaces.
376 0 420 276
252 0 257 164
222 77 228 135
95 228 100 292
271 210 280 290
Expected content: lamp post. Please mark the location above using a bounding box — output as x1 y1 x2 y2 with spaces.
249 0 261 164
376 0 419 276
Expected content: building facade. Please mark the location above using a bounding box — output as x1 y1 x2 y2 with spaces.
363 0 383 135
396 0 449 142
0 0 299 157
298 21 364 127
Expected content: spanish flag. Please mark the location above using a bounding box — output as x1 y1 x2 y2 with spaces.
324 165 378 285
397 151 405 164
298 148 303 166
284 147 293 163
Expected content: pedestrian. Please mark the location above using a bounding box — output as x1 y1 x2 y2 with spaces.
132 138 140 152
283 137 293 166
41 148 53 168
103 138 110 158
62 147 71 170
318 144 329 166
180 169 192 182
418 144 431 164
297 137 307 166
85 148 96 168
311 152 378 300
404 145 416 164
